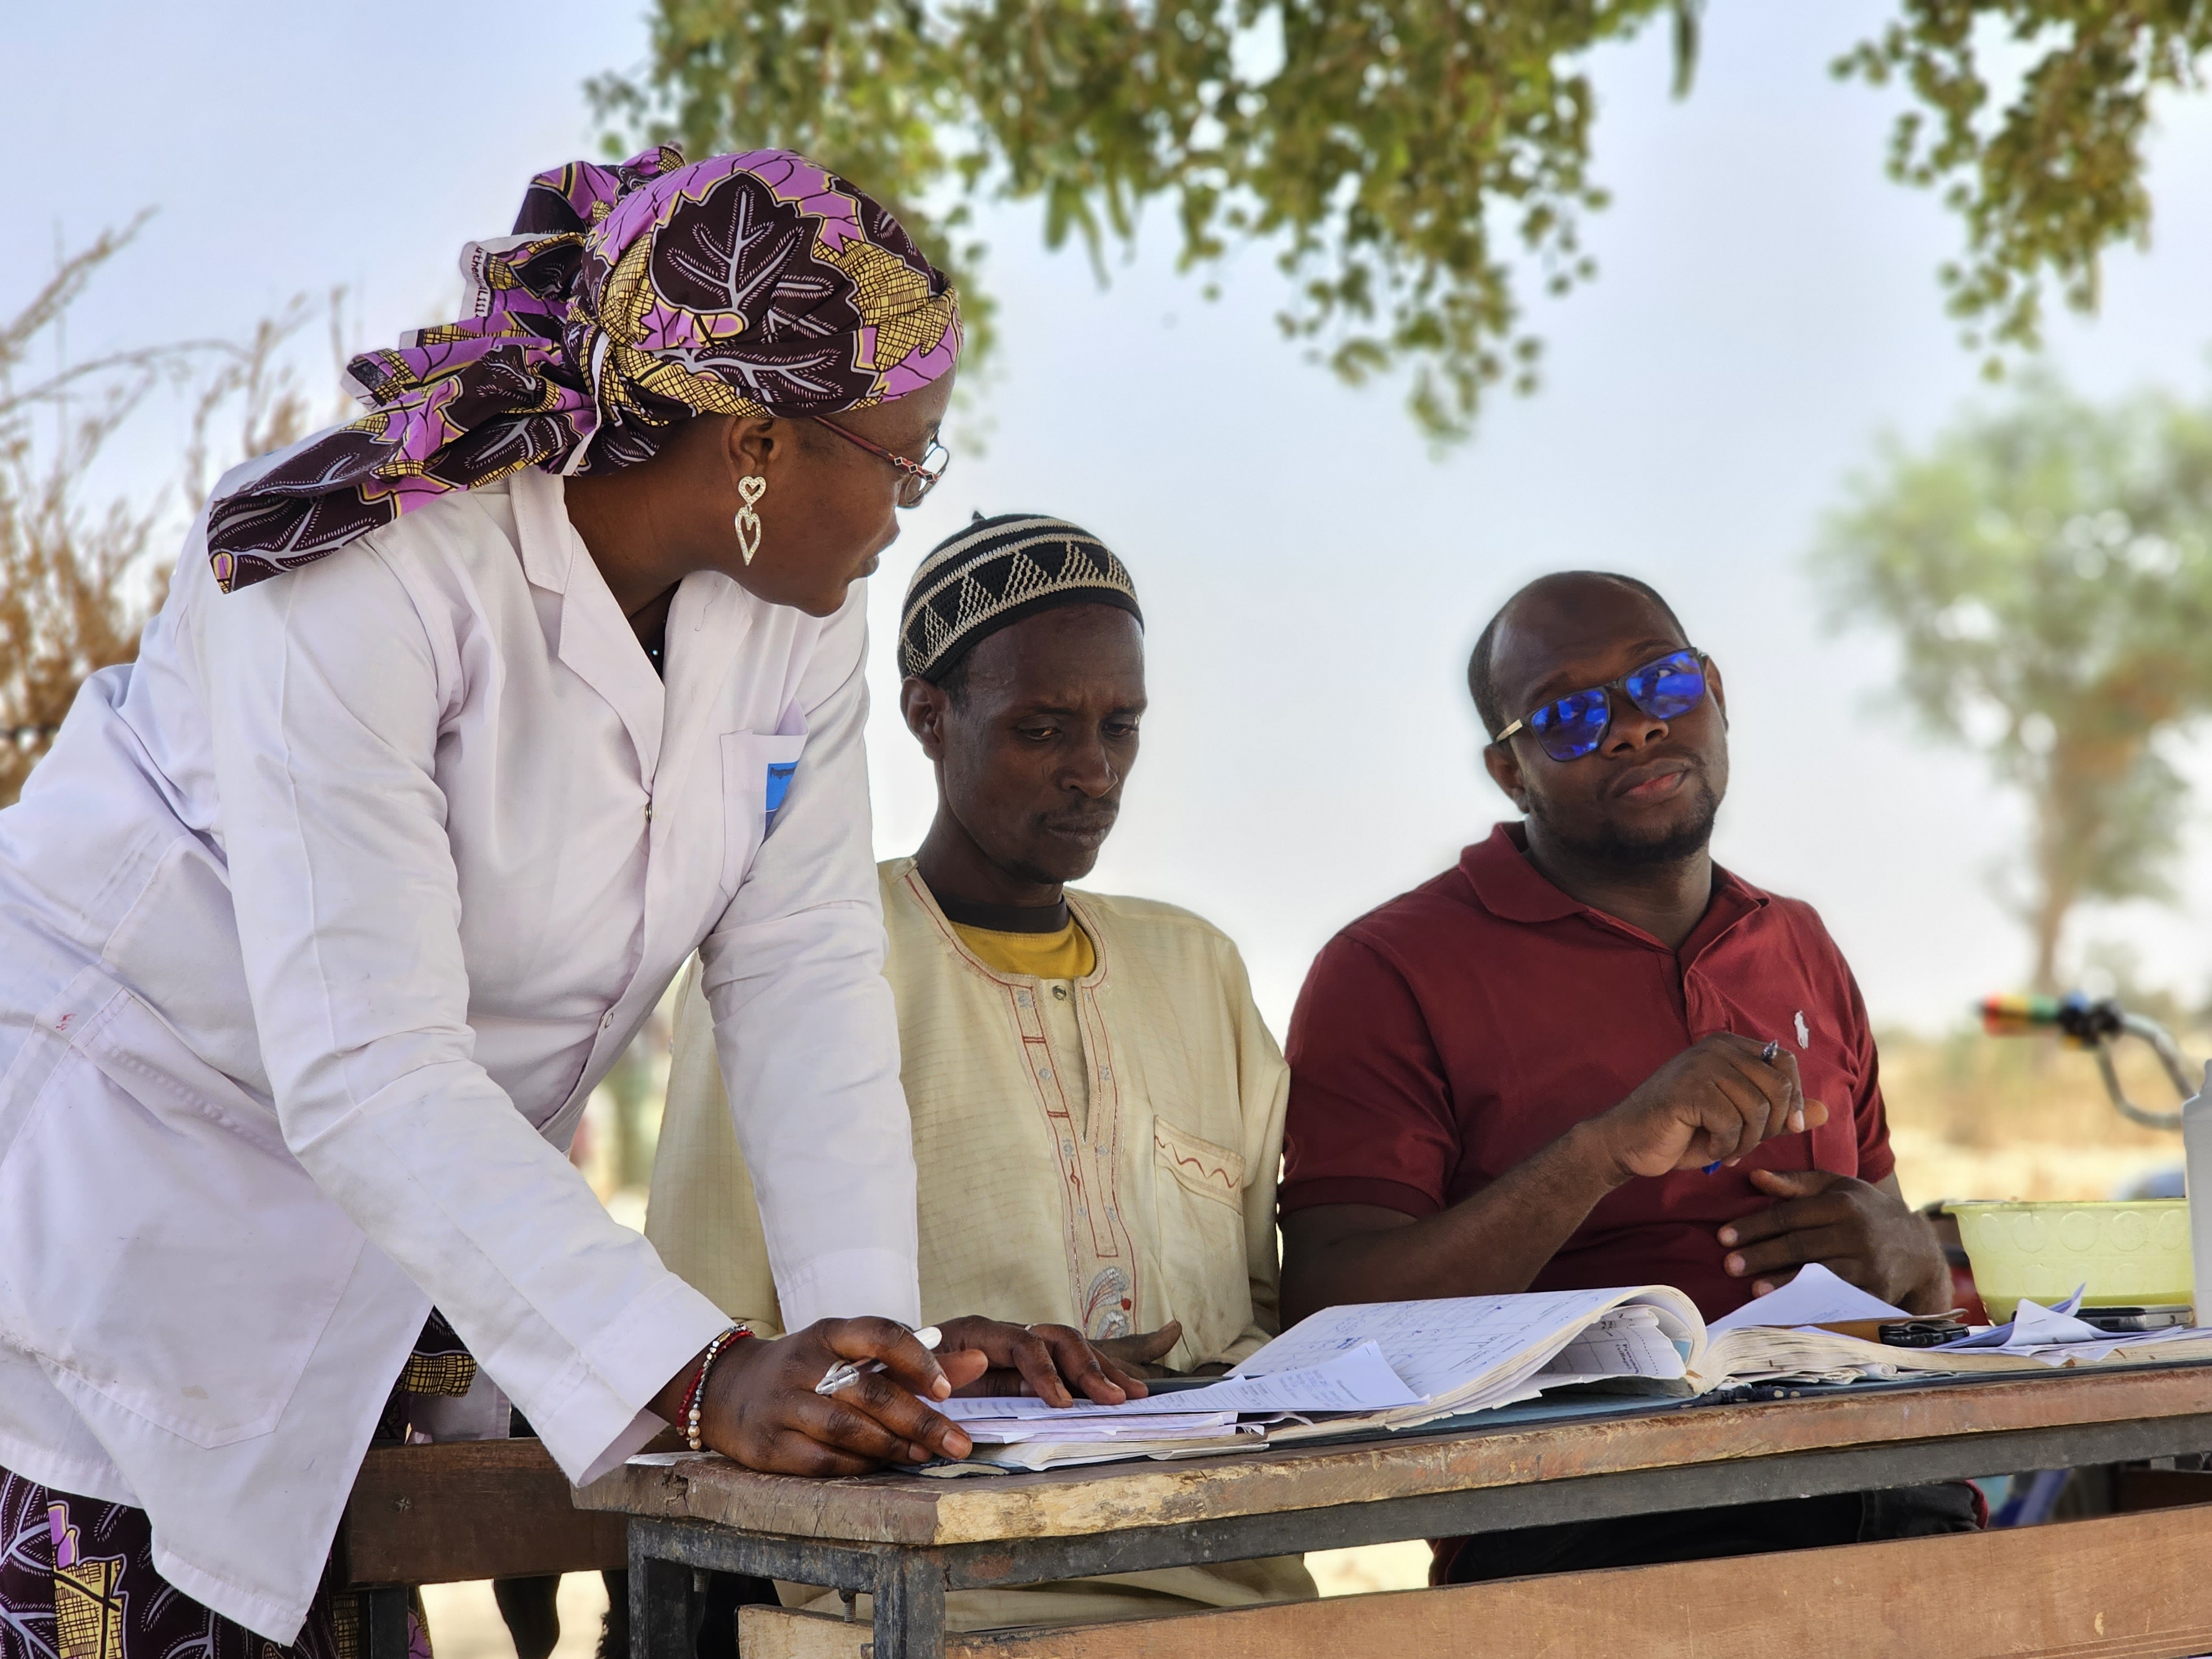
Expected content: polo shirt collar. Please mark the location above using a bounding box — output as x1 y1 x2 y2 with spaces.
1459 821 1767 954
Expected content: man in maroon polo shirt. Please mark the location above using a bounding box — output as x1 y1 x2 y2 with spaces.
1279 571 1969 1579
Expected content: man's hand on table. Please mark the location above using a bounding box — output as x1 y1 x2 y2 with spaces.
1092 1321 1199 1380
1719 1169 1954 1314
935 1315 1154 1403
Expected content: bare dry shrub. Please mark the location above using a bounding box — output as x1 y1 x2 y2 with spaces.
0 223 343 805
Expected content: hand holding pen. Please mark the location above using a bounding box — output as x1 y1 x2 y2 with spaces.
1703 1039 1785 1174
653 1316 983 1479
817 1326 942 1395
1587 1031 1828 1187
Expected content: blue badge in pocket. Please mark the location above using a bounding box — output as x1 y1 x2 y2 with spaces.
764 760 799 825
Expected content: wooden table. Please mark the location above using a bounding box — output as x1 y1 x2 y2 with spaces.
340 1438 630 1659
576 1364 2212 1659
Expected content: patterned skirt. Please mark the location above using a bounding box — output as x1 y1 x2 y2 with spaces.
1 1314 471 1659
0 1468 363 1659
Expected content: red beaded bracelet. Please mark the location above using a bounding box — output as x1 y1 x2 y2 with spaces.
681 1325 752 1452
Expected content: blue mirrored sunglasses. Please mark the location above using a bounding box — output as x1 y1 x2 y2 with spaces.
1494 649 1710 762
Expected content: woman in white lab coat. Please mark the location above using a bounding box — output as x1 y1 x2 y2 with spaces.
0 147 1144 1656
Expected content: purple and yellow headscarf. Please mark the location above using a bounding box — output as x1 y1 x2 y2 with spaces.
205 147 961 592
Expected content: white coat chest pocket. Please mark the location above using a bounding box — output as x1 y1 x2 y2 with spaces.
719 731 808 893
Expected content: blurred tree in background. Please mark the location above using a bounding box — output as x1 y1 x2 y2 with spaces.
0 223 342 806
1817 377 2212 992
593 1 2211 442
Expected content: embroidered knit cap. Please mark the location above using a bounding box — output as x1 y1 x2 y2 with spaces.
204 146 960 592
898 513 1142 684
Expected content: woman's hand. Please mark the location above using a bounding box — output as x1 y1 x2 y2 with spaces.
935 1315 1154 1405
669 1318 988 1477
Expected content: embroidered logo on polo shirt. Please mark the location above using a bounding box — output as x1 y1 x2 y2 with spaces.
1794 1010 1811 1048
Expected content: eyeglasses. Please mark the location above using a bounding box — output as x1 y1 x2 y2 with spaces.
810 415 950 508
1494 648 1710 762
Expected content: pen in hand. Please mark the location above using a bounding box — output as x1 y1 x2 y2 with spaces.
1705 1039 1784 1175
816 1325 943 1395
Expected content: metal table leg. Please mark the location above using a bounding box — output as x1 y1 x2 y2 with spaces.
629 1530 702 1659
870 1551 946 1659
362 1587 410 1659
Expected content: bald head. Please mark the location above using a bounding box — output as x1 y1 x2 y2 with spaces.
1469 572 1687 740
1472 570 1725 874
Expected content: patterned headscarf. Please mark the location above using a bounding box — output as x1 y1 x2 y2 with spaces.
205 147 960 592
899 513 1142 684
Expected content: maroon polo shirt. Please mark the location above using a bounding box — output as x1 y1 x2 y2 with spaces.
1280 822 1893 1319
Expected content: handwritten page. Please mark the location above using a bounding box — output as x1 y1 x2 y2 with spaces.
1705 1263 1910 1334
1540 1306 1689 1384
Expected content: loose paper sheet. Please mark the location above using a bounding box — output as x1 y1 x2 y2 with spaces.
1705 1262 1911 1334
1934 1287 2090 1350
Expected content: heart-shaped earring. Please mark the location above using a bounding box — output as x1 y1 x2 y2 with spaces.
734 474 767 566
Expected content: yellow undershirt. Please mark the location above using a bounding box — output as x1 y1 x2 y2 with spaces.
951 917 1097 979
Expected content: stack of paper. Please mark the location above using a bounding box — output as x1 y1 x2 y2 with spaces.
931 1345 1421 1469
934 1408 1259 1471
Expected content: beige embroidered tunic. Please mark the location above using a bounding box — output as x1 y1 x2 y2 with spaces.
648 857 1317 1626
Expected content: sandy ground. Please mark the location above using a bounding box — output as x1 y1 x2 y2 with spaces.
1303 1540 1436 1595
416 1541 1437 1659
420 1576 612 1659
1888 1128 2182 1206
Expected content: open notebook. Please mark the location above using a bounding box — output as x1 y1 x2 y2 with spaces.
1235 1286 1705 1440
927 1269 2212 1473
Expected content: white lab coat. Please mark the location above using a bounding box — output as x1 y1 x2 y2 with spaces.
0 463 921 1640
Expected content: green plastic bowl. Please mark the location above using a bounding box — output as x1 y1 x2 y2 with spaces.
1947 1199 2193 1324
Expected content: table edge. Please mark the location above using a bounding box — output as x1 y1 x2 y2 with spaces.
573 1362 2212 1547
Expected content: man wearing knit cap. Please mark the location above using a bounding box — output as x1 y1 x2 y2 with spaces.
646 514 1316 1631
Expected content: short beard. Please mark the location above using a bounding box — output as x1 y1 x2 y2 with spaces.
1528 771 1721 869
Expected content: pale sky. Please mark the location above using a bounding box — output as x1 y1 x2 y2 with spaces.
10 2 2212 1036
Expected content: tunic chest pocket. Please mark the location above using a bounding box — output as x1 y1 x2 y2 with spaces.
1154 1119 1246 1207
718 731 808 894
1149 1119 1251 1365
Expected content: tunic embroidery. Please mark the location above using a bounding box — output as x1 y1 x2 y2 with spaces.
907 872 1139 1340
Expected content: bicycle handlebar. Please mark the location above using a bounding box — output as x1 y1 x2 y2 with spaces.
1978 991 2191 1130
1979 991 2124 1045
